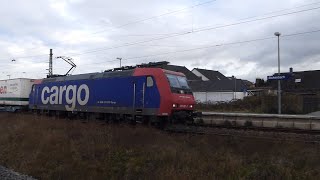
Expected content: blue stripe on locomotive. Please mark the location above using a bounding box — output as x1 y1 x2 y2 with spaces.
29 76 161 111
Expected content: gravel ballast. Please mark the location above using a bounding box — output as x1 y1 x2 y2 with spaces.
0 166 36 180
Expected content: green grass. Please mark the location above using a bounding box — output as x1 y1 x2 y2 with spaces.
0 113 319 179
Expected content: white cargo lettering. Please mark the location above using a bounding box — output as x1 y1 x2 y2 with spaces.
41 87 50 104
77 84 90 106
41 84 90 111
59 86 67 104
65 85 77 111
49 86 59 104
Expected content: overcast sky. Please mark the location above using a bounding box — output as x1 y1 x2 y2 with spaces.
0 0 319 81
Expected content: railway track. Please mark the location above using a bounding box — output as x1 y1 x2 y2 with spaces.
163 111 320 141
164 124 320 144
2 111 320 143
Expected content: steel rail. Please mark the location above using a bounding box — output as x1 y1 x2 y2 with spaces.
165 124 320 144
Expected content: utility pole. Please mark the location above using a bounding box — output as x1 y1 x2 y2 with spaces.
275 32 281 114
49 49 53 76
234 76 237 99
117 57 122 68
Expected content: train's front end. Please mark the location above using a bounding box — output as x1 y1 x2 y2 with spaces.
134 67 198 124
163 70 196 123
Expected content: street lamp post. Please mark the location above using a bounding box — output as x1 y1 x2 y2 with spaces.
234 76 237 99
116 57 122 68
275 32 281 114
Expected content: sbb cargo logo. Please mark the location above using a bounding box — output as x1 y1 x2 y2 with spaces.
41 84 90 111
0 86 7 94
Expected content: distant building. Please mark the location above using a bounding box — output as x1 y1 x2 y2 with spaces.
189 79 248 103
246 78 274 96
190 68 249 103
268 68 320 94
241 79 255 89
266 68 320 113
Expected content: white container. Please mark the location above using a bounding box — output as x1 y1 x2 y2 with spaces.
0 78 35 106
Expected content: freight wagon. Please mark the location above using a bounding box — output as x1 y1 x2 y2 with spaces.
0 78 35 112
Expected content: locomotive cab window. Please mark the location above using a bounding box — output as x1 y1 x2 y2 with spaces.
146 76 154 87
166 74 190 89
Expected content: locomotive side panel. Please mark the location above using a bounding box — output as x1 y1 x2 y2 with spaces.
29 76 161 115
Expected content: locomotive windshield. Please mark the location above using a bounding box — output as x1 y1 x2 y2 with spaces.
166 74 190 89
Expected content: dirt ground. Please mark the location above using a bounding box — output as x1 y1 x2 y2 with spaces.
0 112 319 180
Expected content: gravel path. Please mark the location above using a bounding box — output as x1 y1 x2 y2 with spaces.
0 166 36 180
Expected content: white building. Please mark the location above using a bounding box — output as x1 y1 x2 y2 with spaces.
190 68 249 104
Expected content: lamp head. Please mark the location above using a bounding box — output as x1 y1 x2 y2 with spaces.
274 32 281 36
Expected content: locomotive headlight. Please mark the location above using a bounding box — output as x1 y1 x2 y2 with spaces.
189 105 193 108
172 104 177 108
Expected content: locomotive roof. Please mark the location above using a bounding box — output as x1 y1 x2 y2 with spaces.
43 66 186 83
43 69 134 83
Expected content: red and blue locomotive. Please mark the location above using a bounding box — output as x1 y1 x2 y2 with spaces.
29 62 196 124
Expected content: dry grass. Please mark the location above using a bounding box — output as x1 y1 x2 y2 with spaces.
0 113 320 179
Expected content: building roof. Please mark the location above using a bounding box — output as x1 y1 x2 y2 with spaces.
160 65 201 81
189 79 247 92
192 68 228 81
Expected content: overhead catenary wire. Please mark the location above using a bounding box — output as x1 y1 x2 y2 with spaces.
6 28 320 69
4 28 320 75
61 6 320 57
2 0 320 60
194 7 320 32
2 25 319 69
92 0 218 34
2 3 320 62
105 1 320 37
5 0 218 56
75 28 320 66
